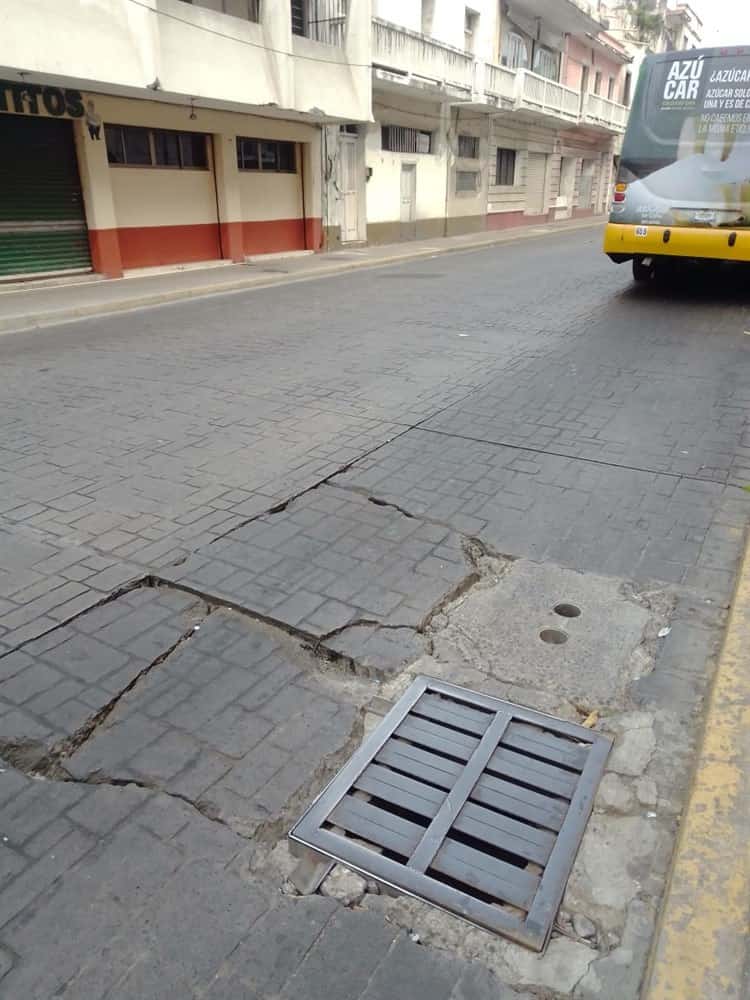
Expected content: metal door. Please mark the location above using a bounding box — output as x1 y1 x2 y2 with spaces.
0 115 91 277
579 160 596 210
400 163 416 240
339 135 360 242
525 152 548 216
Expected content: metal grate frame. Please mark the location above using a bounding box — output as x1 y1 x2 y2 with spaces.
289 676 611 951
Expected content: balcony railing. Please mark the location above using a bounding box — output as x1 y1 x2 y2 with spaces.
484 62 517 103
372 18 474 93
581 92 629 132
516 69 580 123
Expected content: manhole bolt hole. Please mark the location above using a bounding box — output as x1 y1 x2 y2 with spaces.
553 603 581 619
540 628 568 645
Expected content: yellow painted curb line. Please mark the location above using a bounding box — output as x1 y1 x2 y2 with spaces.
645 533 750 999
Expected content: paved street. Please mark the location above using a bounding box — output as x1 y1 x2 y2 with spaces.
1 227 749 998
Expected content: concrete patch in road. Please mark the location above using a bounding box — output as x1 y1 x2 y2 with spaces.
429 560 657 712
353 557 721 998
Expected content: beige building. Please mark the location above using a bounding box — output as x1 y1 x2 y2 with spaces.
0 0 371 279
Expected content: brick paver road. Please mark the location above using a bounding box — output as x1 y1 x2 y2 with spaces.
1 229 749 998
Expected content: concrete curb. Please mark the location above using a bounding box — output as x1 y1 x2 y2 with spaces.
644 532 750 998
0 217 603 335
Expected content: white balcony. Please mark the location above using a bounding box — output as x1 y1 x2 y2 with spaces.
484 62 517 105
581 92 629 133
515 70 580 124
372 18 474 97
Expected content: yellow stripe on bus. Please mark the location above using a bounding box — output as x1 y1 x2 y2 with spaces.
604 223 750 263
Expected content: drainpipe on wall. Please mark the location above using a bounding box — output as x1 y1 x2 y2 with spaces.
300 137 308 250
320 125 328 251
443 106 458 239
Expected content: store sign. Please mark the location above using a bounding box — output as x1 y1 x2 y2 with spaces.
0 79 84 118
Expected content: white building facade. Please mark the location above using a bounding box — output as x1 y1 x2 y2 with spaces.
332 0 632 245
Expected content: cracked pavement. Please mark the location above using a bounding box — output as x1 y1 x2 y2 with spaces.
1 229 749 998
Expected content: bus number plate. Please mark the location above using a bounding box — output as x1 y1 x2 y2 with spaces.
635 226 649 237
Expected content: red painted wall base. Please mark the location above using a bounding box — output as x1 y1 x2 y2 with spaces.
88 229 123 278
117 223 222 270
88 217 324 273
242 218 306 256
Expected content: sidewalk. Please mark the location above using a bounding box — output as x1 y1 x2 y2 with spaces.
0 216 602 335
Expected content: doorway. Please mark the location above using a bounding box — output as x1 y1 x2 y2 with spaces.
558 157 576 219
338 134 360 243
400 163 416 241
525 152 548 216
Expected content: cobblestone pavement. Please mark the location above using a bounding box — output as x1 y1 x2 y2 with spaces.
1 230 749 998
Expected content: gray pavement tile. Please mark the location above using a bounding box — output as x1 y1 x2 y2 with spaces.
334 428 748 597
162 485 469 658
63 610 359 838
0 587 205 757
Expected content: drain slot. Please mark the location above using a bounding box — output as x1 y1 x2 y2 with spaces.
289 677 611 952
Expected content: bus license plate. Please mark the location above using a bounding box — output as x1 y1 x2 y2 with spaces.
635 226 649 237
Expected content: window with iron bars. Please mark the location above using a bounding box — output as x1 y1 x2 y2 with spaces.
291 0 347 46
457 134 479 159
382 126 433 154
178 0 261 21
495 148 517 186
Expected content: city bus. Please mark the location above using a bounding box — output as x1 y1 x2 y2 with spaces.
604 46 750 281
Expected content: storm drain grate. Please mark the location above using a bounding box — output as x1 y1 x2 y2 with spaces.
289 676 611 951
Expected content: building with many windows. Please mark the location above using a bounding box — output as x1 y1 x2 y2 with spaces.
350 0 630 244
0 0 370 278
0 0 631 280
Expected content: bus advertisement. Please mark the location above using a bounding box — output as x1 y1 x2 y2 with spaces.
603 47 750 280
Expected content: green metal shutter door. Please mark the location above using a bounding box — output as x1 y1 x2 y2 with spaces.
0 115 91 276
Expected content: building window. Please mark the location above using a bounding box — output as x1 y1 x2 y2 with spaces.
594 70 602 95
381 126 433 154
495 148 516 186
105 125 208 169
178 0 260 20
464 8 478 53
533 45 559 81
456 170 479 193
237 137 297 172
501 31 530 70
291 0 347 46
607 76 616 100
457 134 479 159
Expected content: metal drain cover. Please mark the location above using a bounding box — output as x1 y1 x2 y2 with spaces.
289 676 611 951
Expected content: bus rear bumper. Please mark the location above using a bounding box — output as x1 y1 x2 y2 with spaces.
603 223 750 264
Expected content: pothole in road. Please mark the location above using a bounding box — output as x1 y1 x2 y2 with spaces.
553 603 581 619
540 628 569 645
